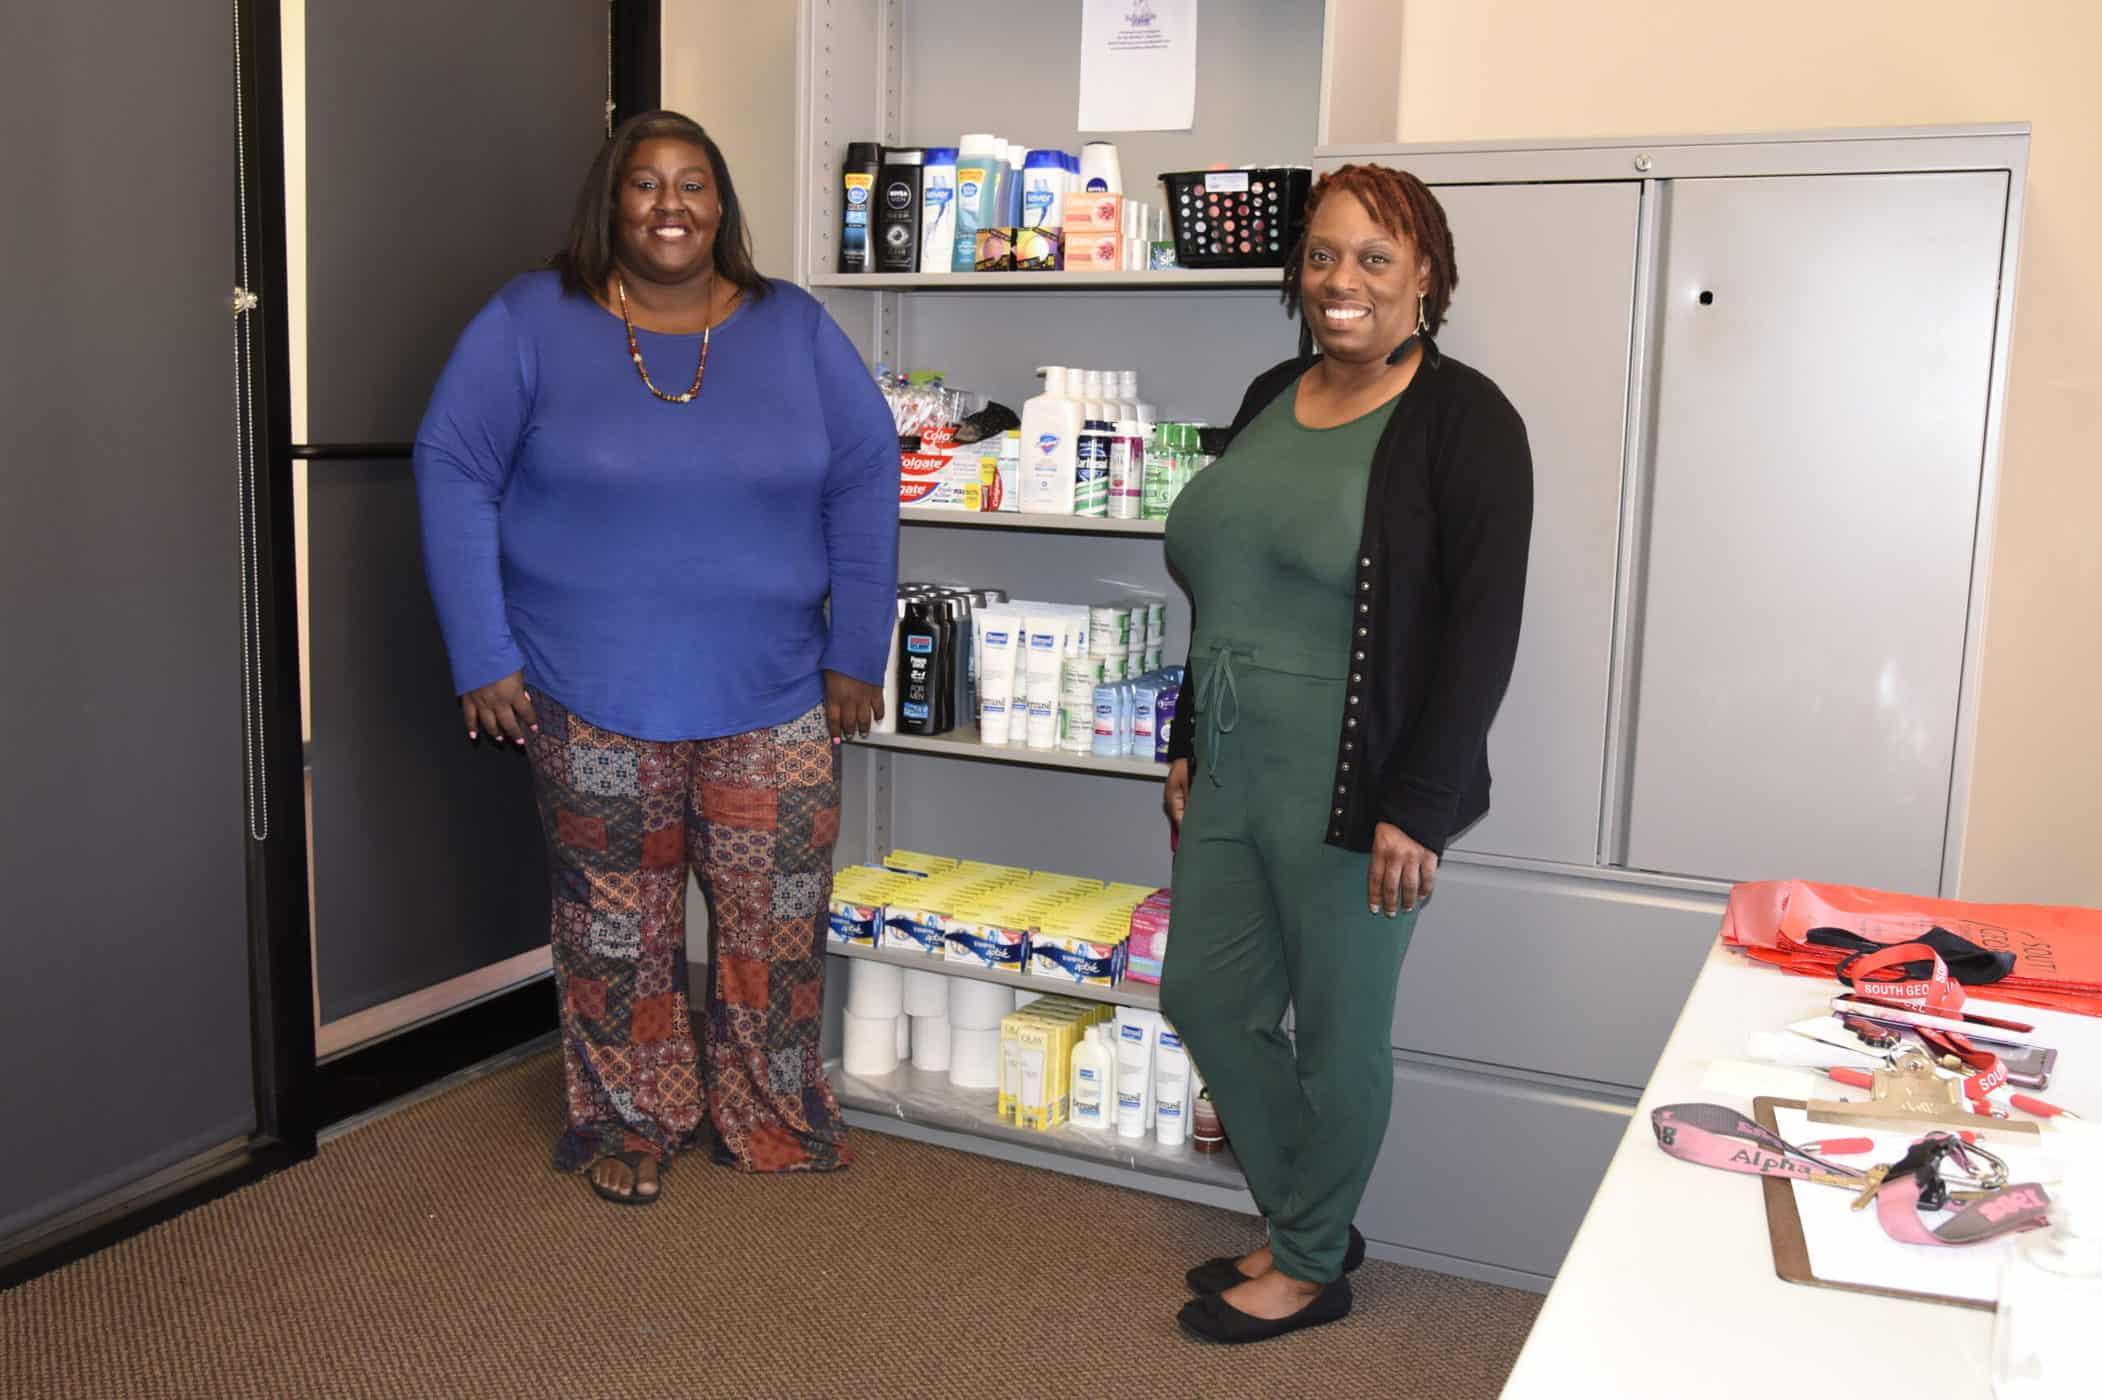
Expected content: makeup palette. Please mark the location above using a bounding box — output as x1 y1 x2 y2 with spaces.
1159 167 1313 269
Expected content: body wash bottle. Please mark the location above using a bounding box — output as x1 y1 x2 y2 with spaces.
1070 1026 1113 1131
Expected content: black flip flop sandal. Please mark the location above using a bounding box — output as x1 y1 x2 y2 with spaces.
588 1151 661 1207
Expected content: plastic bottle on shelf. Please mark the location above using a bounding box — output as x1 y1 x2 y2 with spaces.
1069 1026 1113 1131
952 134 1004 272
918 146 958 275
1081 369 1108 423
1022 149 1071 230
1020 367 1084 514
1114 370 1139 423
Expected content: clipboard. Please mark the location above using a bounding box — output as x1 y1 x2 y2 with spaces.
1752 1096 1992 1312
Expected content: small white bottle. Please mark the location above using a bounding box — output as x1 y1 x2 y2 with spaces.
1115 370 1140 423
1078 369 1106 423
1070 1026 1113 1131
1993 1120 2102 1397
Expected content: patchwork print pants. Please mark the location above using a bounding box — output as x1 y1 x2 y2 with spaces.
525 693 851 1176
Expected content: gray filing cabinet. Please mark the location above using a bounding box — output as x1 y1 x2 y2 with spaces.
796 0 2028 1291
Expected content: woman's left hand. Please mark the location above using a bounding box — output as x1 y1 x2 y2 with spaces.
1369 821 1437 918
823 670 884 743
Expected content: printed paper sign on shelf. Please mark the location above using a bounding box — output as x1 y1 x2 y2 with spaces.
1077 0 1197 133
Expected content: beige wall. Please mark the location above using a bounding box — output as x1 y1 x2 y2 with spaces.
1394 0 2102 908
661 0 799 280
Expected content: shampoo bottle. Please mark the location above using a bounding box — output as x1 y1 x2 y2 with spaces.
1022 149 1071 230
952 134 1002 272
1020 367 1084 514
917 146 958 274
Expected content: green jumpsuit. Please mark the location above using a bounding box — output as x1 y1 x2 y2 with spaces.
1160 378 1417 1284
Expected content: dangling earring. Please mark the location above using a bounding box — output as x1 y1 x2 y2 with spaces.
1416 292 1429 337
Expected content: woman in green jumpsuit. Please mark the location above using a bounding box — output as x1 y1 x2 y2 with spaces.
1161 166 1533 1345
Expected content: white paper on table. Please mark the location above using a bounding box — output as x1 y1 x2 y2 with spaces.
1772 1106 2066 1305
1077 0 1197 132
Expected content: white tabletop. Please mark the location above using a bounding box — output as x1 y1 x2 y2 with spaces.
1501 939 2102 1399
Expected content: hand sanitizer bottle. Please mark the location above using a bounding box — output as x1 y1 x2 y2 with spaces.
1992 1120 2102 1398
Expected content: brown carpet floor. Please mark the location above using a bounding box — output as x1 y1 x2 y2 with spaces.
3 1051 1541 1398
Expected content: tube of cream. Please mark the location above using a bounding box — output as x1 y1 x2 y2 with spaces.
1114 1008 1158 1139
1153 1018 1190 1147
975 609 1020 746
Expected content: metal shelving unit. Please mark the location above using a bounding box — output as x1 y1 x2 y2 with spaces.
851 730 1168 782
825 939 1163 1011
897 506 1165 536
799 0 1323 1218
809 269 1282 291
830 1059 1244 1193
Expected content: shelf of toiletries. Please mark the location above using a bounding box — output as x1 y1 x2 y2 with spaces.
813 268 1283 292
852 729 1168 782
827 939 1163 1010
896 507 1165 536
830 1059 1241 1190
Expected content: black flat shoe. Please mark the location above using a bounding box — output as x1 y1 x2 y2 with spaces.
1177 1277 1353 1345
1184 1225 1366 1294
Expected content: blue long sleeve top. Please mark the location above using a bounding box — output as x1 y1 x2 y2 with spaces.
413 272 900 741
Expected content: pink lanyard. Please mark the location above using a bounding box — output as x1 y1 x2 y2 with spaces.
1651 1103 2052 1246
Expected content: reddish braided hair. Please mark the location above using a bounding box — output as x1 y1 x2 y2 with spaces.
1282 164 1458 336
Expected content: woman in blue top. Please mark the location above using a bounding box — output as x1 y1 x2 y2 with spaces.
415 112 899 1206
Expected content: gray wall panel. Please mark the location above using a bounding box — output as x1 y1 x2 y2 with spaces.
0 2 256 1240
306 463 547 1021
304 0 607 443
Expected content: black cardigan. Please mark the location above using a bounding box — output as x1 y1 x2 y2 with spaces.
1165 344 1533 855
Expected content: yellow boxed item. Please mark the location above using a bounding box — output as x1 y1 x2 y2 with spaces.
1029 908 1131 986
882 850 962 879
826 866 925 946
880 864 1029 955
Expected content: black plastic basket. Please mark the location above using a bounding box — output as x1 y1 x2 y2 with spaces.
1159 167 1313 268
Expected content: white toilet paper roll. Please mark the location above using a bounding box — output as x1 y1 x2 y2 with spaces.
904 969 948 1018
949 1026 1002 1089
949 978 1013 1031
846 960 905 1019
896 1012 911 1059
910 1014 952 1072
842 1009 900 1078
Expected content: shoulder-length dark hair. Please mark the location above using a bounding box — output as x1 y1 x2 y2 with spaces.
552 110 771 302
1282 164 1455 336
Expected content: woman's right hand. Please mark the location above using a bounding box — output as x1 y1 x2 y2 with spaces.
461 671 538 746
1163 758 1190 833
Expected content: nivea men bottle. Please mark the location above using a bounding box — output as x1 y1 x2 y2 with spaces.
875 147 926 274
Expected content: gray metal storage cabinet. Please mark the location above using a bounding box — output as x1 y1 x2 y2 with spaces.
793 0 2026 1292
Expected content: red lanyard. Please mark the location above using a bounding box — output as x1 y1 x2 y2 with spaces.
1843 942 2009 1105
